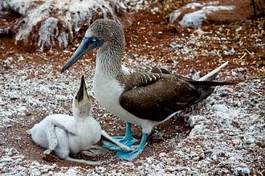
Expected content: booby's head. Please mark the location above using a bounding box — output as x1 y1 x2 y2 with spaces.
72 75 93 118
61 19 125 72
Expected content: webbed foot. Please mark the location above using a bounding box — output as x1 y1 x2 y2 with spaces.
102 122 137 151
102 135 137 151
116 133 148 161
116 146 144 161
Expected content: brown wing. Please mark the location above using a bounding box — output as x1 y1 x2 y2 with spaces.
119 73 201 122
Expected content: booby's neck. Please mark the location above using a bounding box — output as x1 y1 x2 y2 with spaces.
96 41 124 78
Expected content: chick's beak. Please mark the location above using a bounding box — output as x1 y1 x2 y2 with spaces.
75 75 88 102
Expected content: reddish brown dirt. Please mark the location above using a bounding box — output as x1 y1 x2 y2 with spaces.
122 11 264 77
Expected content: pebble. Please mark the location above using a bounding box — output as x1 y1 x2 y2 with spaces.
212 104 229 113
234 166 251 175
244 135 255 144
3 57 14 69
18 55 24 61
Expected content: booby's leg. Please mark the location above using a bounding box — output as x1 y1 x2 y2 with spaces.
116 133 148 161
113 122 137 144
102 122 137 151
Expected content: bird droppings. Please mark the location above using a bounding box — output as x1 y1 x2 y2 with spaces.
0 1 265 175
0 0 150 51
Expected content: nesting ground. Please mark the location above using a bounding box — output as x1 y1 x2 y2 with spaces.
0 8 265 176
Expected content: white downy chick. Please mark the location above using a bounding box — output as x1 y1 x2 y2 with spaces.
29 76 102 165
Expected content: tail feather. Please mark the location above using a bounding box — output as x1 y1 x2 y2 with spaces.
191 61 235 104
199 61 229 81
190 79 236 104
185 62 234 104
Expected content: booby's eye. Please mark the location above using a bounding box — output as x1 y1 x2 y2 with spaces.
90 37 97 42
89 37 104 48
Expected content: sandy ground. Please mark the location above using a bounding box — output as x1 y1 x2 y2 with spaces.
0 3 264 176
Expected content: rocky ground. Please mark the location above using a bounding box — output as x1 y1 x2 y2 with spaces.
0 1 264 175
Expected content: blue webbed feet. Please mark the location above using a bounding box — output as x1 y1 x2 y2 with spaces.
102 135 137 151
116 133 149 161
116 146 144 161
102 122 137 151
113 135 137 147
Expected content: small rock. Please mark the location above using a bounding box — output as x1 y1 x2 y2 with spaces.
169 42 183 49
159 152 167 158
236 26 242 32
188 115 204 127
244 135 255 144
212 104 229 113
190 69 200 80
3 57 14 69
151 7 159 14
223 48 235 55
234 166 251 175
18 55 24 61
219 92 229 97
10 97 19 101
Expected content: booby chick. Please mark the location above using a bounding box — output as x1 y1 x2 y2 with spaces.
61 19 235 161
29 75 130 164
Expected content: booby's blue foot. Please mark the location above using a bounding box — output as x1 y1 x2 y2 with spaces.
116 133 148 161
102 136 137 151
113 135 137 146
102 122 137 151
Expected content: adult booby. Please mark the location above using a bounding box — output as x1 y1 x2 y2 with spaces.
29 75 130 164
61 19 234 160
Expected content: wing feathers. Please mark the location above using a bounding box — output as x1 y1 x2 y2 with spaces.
119 72 233 122
117 72 162 90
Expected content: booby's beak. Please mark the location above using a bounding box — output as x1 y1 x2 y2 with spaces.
61 37 94 73
75 75 88 102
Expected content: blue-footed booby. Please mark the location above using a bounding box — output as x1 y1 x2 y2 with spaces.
29 75 130 164
61 19 235 160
